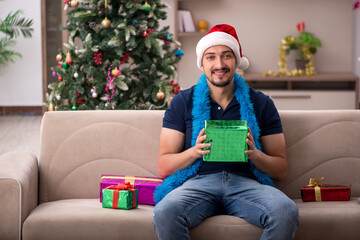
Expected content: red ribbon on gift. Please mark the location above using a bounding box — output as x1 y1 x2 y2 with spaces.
105 182 137 209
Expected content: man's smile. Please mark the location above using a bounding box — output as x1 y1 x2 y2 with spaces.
212 68 230 77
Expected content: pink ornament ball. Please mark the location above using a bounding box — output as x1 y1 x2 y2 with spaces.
52 72 57 77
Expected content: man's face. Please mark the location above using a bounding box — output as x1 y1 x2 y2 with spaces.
201 45 236 88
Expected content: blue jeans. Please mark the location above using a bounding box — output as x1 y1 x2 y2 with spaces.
153 171 299 240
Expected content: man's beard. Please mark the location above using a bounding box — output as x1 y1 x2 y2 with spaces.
206 68 233 87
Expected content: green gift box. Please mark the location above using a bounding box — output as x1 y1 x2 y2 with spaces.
102 183 138 210
203 120 248 162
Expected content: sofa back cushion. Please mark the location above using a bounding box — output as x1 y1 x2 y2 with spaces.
277 110 360 198
39 110 360 203
39 110 164 203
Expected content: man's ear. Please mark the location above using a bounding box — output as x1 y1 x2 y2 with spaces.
201 65 204 72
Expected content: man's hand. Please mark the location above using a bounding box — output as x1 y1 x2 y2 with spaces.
192 128 211 159
245 127 262 161
158 128 211 179
245 127 288 181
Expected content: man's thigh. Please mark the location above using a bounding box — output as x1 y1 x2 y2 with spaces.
223 173 296 228
154 173 223 228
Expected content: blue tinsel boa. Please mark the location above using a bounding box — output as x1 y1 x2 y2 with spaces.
154 73 274 204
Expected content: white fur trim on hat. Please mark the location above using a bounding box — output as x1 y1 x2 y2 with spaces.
196 31 249 70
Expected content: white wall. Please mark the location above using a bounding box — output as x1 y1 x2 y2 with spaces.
177 0 355 88
159 0 175 34
0 0 357 105
0 0 42 106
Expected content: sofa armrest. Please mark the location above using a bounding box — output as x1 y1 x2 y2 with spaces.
0 151 38 240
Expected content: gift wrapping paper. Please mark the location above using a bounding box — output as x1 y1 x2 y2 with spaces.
102 185 138 209
203 120 248 162
100 175 163 205
301 178 351 202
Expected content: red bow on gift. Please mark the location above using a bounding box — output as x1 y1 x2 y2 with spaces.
105 182 137 209
105 182 134 190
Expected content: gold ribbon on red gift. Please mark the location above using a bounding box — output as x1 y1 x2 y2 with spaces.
105 182 137 209
306 177 324 202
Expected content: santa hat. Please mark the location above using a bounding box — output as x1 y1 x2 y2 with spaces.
196 24 249 71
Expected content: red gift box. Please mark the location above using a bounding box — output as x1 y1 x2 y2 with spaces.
100 175 163 205
301 177 351 202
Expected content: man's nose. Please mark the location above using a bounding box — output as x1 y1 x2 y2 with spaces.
214 56 226 68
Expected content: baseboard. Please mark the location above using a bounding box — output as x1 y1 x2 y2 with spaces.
0 106 44 116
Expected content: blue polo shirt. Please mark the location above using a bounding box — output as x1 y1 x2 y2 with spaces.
163 85 283 177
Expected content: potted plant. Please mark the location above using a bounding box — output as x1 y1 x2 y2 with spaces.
0 1 33 69
285 21 322 70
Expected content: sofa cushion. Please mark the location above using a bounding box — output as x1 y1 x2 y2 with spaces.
22 198 360 240
22 199 264 240
277 110 360 199
293 198 360 240
22 199 158 240
38 110 164 203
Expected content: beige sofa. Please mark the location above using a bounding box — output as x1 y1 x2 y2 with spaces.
1 110 360 240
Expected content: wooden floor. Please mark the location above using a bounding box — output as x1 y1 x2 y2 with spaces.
0 116 42 157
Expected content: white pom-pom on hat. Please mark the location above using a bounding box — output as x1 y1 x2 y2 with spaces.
238 56 249 70
196 24 249 71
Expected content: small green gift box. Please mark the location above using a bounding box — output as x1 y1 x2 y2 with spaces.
102 183 138 210
203 120 248 162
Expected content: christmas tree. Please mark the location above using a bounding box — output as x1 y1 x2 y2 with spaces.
46 0 183 111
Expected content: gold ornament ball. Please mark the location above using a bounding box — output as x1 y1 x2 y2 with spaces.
56 54 62 62
101 18 111 28
111 68 120 77
71 0 78 7
156 91 165 100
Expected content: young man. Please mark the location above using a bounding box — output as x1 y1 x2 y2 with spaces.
153 24 299 240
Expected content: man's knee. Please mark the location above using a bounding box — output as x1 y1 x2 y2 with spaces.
271 197 299 226
153 198 181 225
